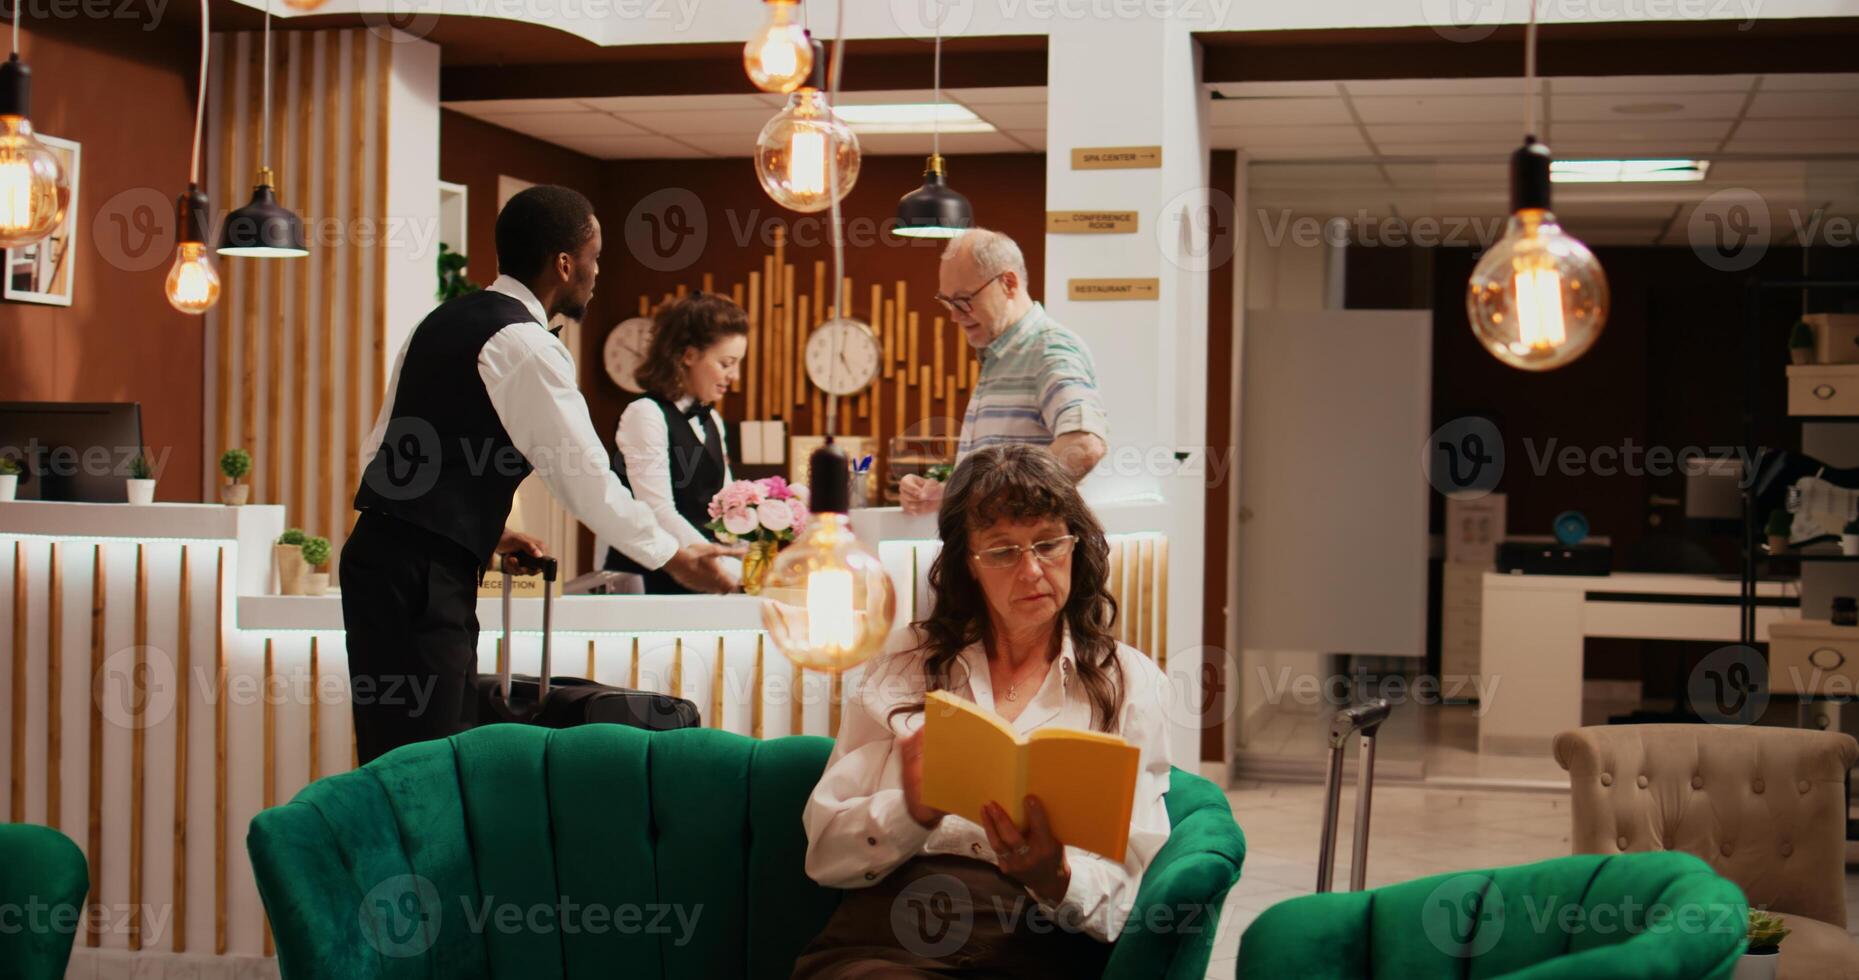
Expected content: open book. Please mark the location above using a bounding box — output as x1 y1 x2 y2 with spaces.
918 690 1141 862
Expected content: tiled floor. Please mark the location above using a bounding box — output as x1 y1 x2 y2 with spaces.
1204 780 1859 978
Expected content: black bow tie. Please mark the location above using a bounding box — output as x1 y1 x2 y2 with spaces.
549 324 563 338
683 401 710 420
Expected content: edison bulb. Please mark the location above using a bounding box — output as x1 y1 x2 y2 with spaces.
743 1 812 94
0 114 69 248
755 89 859 213
1466 208 1609 371
760 513 896 673
166 242 222 315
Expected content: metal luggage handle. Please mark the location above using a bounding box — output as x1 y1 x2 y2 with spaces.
499 553 560 703
1317 698 1393 894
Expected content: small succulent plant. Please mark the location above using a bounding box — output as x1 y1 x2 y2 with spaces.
300 536 331 569
129 455 153 480
277 528 307 546
219 448 252 482
0 456 19 476
1747 908 1790 954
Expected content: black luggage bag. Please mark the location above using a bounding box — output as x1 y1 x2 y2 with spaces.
472 553 701 731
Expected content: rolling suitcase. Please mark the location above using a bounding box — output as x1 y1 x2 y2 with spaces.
474 553 702 731
1315 698 1392 892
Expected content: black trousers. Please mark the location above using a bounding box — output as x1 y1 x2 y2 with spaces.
340 511 484 765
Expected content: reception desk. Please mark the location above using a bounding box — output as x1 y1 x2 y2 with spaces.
0 497 1195 975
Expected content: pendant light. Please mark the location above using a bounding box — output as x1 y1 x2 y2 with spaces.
218 0 307 258
167 0 221 314
1464 1 1607 371
891 16 971 239
743 0 812 94
759 12 896 676
0 12 71 248
754 37 860 213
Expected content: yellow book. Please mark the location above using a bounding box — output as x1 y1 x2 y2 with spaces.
919 689 1141 862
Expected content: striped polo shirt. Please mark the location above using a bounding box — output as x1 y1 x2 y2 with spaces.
957 302 1109 458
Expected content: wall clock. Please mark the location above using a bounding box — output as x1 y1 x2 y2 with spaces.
804 318 881 395
603 317 654 393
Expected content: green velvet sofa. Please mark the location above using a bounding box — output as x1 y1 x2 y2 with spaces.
0 823 89 980
1237 852 1749 979
248 723 1245 979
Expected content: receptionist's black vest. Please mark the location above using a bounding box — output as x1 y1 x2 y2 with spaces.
604 395 725 577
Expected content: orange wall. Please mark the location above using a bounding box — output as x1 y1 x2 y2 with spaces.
0 17 205 498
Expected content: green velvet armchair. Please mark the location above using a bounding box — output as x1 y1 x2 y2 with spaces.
0 823 89 980
1237 852 1749 979
248 724 1245 979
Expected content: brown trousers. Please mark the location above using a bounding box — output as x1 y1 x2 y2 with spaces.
791 855 1115 980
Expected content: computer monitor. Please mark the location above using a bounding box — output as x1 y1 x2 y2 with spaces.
0 402 146 502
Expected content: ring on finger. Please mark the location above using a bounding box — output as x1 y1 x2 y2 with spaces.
1013 844 1031 857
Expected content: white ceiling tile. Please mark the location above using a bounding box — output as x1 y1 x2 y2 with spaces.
1372 143 1511 160
965 103 1045 129
1208 125 1366 147
1551 74 1760 94
1221 141 1377 159
1249 163 1389 187
1381 163 1506 186
1724 135 1859 154
1344 78 1525 96
1747 91 1859 119
1550 92 1747 122
659 133 758 157
623 108 790 136
1552 119 1733 142
442 98 594 116
828 89 942 105
1000 129 1045 150
1350 95 1525 125
1362 123 1520 145
1734 118 1859 140
1548 140 1724 156
854 132 1030 156
1208 97 1353 127
946 87 1047 105
579 94 777 114
1758 73 1859 91
494 112 652 139
1210 81 1341 98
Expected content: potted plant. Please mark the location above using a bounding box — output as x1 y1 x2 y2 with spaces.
706 476 810 595
275 528 308 595
126 455 157 505
0 456 18 502
1766 510 1794 555
219 448 253 505
438 243 480 302
1789 319 1816 365
1735 908 1789 980
300 536 332 597
1843 519 1859 557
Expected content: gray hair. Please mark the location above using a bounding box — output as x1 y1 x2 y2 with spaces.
943 228 1027 281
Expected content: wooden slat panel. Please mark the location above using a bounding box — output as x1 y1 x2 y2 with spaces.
240 35 261 493
1156 538 1169 671
629 637 640 690
130 545 146 950
86 545 104 948
262 637 275 957
784 262 799 413
745 270 760 414
760 255 774 419
1108 540 1125 647
216 35 236 470
751 635 764 740
585 639 595 680
265 37 289 507
317 30 339 539
214 548 228 954
10 541 24 823
789 661 803 737
710 638 724 730
918 366 931 432
1138 539 1155 659
291 30 312 526
829 671 842 738
344 30 365 532
670 638 683 699
371 35 392 424
173 546 191 951
309 636 321 782
47 543 61 832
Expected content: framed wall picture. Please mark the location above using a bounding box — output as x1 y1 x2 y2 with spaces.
3 133 79 307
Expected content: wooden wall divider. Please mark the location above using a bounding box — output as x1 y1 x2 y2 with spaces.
173 546 192 952
238 36 260 498
214 548 227 955
215 35 236 482
309 636 321 782
371 37 392 426
710 637 725 730
10 541 24 824
291 28 312 529
47 543 62 833
264 37 288 507
85 544 104 948
262 638 275 958
344 30 366 534
751 636 764 740
130 545 147 951
317 30 338 540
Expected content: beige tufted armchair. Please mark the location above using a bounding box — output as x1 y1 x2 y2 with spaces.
1554 724 1859 980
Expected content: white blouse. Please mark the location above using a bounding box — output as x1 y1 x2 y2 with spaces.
613 395 731 549
802 625 1175 943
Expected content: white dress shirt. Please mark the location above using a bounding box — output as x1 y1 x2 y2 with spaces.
361 275 679 569
614 395 731 549
802 625 1174 943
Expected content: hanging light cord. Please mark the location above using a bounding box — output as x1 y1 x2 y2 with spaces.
190 0 209 183
932 12 942 160
1523 0 1538 137
822 0 848 436
261 0 272 170
10 5 19 59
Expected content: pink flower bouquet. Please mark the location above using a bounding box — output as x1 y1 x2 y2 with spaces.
706 476 811 545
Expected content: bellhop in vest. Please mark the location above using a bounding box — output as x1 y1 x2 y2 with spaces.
339 185 737 765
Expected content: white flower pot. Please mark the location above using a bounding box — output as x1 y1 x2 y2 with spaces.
1733 951 1779 980
1843 534 1859 557
0 473 15 501
304 572 329 597
126 479 156 505
221 482 249 506
1791 347 1814 365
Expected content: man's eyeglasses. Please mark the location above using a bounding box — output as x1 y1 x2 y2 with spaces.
970 534 1078 569
934 272 1005 316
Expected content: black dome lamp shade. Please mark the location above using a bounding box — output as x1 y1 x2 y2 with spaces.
218 166 307 257
891 154 972 239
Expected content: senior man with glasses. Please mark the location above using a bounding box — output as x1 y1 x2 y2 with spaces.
899 229 1110 515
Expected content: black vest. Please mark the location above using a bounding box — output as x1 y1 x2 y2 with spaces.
604 395 726 577
352 290 537 564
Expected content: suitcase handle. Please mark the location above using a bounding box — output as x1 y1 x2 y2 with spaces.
499 552 559 704
1317 698 1393 894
